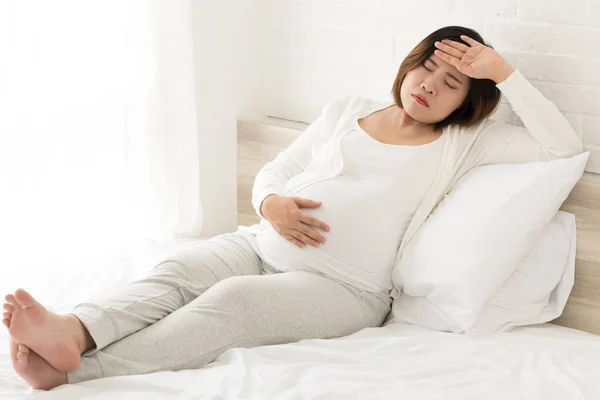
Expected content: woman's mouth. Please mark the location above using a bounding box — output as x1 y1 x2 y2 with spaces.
412 94 429 107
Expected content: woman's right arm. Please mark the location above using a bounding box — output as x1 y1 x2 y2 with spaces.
251 96 349 218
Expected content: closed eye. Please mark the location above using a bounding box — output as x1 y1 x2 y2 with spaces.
422 62 458 90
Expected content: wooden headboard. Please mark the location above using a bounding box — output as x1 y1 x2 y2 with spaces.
237 118 600 335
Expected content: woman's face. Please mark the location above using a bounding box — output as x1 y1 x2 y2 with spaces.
400 53 471 126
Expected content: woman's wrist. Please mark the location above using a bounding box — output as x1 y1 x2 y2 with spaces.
492 62 516 85
260 194 279 218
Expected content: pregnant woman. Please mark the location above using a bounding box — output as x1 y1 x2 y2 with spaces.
3 26 582 390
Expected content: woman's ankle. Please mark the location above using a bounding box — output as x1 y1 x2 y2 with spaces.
65 314 96 354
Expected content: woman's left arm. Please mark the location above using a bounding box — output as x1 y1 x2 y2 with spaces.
435 36 584 165
470 67 584 165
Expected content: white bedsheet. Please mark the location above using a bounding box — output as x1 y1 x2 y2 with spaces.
2 321 600 399
2 229 599 399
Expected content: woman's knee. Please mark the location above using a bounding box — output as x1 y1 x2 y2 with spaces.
149 232 260 275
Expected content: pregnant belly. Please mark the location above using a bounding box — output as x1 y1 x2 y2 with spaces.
257 178 406 290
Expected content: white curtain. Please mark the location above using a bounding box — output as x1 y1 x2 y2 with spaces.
0 0 202 310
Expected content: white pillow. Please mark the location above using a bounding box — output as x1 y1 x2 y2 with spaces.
384 210 576 333
391 152 589 332
470 210 576 333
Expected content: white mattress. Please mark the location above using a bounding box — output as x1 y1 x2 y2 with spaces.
2 321 600 399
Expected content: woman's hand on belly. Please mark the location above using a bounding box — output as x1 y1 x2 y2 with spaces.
261 194 331 248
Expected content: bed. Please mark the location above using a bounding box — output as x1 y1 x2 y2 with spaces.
1 118 599 399
2 322 600 399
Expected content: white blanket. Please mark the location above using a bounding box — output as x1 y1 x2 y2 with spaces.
2 321 600 399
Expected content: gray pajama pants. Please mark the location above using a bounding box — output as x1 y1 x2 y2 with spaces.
67 227 392 384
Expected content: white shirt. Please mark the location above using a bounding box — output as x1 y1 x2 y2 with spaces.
256 120 446 293
245 68 584 298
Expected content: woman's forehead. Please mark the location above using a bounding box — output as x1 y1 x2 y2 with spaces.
427 53 469 83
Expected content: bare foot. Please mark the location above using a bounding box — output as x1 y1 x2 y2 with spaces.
3 300 15 329
10 338 68 390
5 288 82 372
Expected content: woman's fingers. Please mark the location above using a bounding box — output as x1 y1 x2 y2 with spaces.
283 234 306 248
298 213 330 232
434 49 461 67
290 228 321 247
441 39 470 52
460 35 481 47
296 222 326 244
434 41 463 58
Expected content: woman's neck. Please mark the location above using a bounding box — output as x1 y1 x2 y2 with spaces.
385 105 437 134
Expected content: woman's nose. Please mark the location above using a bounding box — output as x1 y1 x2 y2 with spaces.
421 82 435 95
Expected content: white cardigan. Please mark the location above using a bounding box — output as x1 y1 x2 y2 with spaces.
248 68 584 299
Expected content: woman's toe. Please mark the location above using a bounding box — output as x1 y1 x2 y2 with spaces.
16 351 28 364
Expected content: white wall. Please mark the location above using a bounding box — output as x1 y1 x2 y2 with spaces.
259 0 600 175
188 0 599 236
